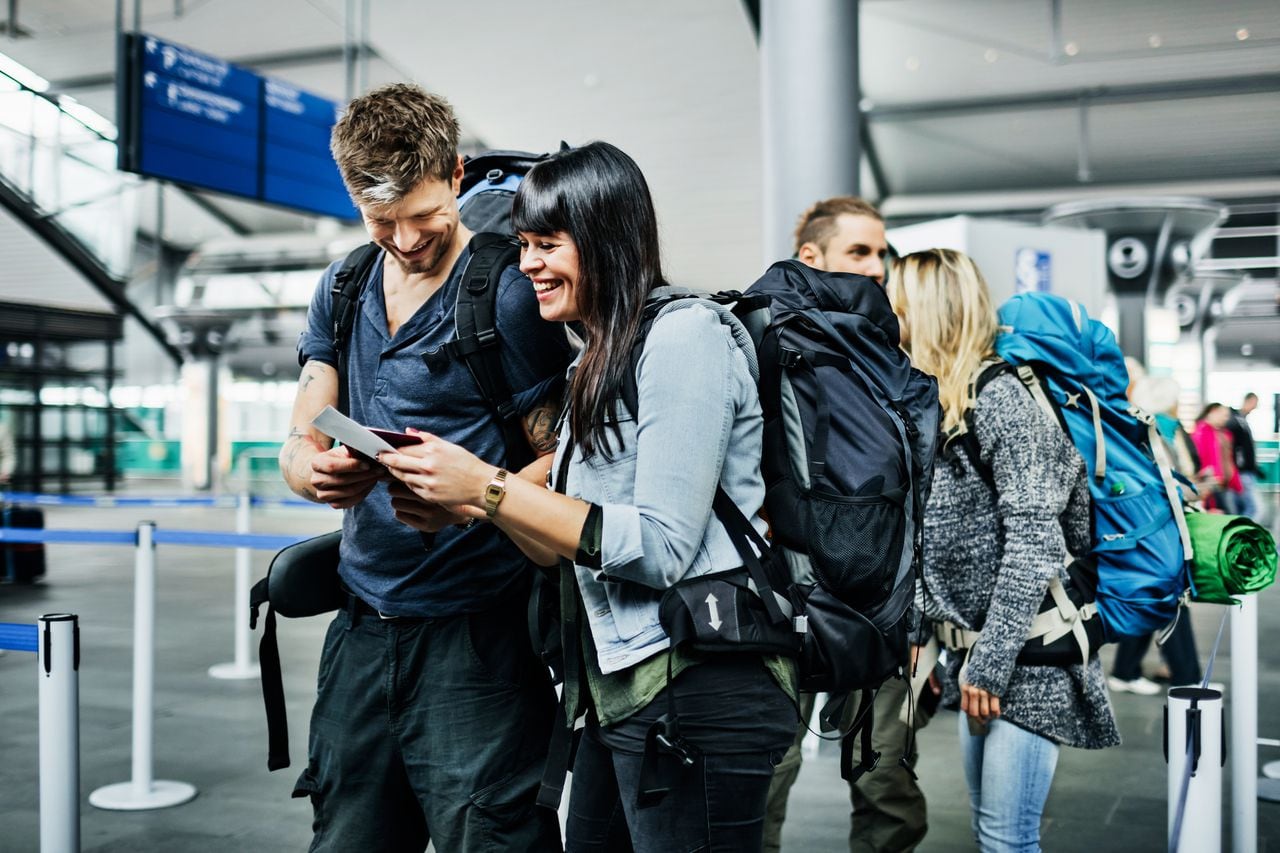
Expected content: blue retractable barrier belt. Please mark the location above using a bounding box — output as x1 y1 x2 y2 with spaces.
0 527 307 551
0 528 137 545
0 491 239 508
0 623 39 653
152 530 306 551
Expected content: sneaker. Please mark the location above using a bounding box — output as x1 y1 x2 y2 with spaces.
1108 675 1162 695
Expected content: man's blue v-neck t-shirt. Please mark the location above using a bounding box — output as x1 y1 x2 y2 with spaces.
298 247 571 617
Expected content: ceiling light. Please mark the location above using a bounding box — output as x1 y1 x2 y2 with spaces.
1241 343 1254 357
1236 28 1250 40
1148 34 1163 48
0 51 49 92
1064 41 1080 56
984 49 999 63
905 57 920 71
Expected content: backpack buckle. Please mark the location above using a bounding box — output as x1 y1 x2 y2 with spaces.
486 168 504 184
778 348 803 369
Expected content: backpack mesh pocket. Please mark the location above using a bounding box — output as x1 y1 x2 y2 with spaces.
800 491 905 606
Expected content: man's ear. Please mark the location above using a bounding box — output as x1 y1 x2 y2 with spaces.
796 242 823 269
452 154 465 193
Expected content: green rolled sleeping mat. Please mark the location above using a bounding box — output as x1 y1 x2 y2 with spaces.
1186 512 1277 606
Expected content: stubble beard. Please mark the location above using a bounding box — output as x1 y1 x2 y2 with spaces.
388 224 455 277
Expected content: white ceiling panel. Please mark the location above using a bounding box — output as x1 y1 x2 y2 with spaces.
0 0 1274 296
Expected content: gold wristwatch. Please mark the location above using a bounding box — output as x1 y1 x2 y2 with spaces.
484 468 510 518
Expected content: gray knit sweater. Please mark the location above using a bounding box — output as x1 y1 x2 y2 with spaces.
922 373 1120 750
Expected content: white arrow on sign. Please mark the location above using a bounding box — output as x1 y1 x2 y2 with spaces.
706 593 722 631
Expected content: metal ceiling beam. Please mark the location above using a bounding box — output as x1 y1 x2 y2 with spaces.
49 44 381 93
0 175 184 365
867 73 1280 121
175 188 251 236
861 122 890 199
741 0 760 37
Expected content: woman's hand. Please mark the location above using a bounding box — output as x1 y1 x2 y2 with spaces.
379 430 497 510
960 682 1002 724
387 482 480 531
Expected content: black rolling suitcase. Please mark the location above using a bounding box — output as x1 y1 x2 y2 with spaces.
2 504 46 583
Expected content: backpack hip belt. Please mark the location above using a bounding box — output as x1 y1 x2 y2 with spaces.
934 572 1098 667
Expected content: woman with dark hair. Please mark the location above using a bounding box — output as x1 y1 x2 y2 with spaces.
380 141 797 852
1191 402 1243 513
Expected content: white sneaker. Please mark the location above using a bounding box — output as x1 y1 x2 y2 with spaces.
1108 675 1162 695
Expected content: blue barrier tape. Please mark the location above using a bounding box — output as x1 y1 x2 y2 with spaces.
1 491 237 508
250 496 331 510
152 530 307 551
0 622 38 653
0 527 304 551
0 528 137 545
1 491 329 511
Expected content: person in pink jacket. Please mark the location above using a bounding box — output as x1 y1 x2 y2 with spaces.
1191 403 1243 514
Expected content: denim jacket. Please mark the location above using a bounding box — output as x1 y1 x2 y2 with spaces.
552 289 769 674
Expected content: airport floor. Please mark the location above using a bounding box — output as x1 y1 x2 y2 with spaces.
1 494 1278 852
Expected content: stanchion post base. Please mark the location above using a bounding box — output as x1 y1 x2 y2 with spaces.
1259 779 1280 803
89 780 198 811
1263 760 1280 780
208 662 260 680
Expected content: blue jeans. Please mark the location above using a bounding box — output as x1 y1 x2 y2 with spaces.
1239 472 1260 519
957 715 1059 853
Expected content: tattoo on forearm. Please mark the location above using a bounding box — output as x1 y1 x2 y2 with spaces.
525 401 560 454
300 370 318 393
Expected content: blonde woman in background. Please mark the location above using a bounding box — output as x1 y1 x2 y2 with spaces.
887 249 1118 853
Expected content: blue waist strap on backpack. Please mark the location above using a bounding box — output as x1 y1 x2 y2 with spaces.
992 293 1195 642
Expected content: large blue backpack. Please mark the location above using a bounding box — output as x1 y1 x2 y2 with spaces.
977 293 1195 641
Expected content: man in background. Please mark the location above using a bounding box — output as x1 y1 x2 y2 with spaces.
1228 392 1261 519
763 196 933 853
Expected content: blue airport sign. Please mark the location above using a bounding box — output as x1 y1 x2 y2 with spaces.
120 33 357 221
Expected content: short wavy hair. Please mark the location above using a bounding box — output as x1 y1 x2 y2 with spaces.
330 83 460 207
793 196 882 255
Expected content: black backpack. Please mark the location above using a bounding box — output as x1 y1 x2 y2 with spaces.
250 151 551 771
620 263 940 782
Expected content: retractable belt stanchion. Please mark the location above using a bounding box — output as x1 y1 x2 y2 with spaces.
1230 595 1257 851
208 492 259 680
37 614 80 853
1166 686 1224 853
89 522 197 811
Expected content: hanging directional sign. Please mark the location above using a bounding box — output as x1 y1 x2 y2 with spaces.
118 33 358 221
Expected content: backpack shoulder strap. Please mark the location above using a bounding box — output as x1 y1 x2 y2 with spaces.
955 360 1016 491
426 233 531 470
329 242 381 416
618 293 703 420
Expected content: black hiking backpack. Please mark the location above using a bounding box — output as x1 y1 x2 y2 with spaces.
619 261 940 782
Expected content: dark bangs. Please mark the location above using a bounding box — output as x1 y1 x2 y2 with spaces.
511 162 571 237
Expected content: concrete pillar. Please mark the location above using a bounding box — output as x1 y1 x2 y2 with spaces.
760 0 861 265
